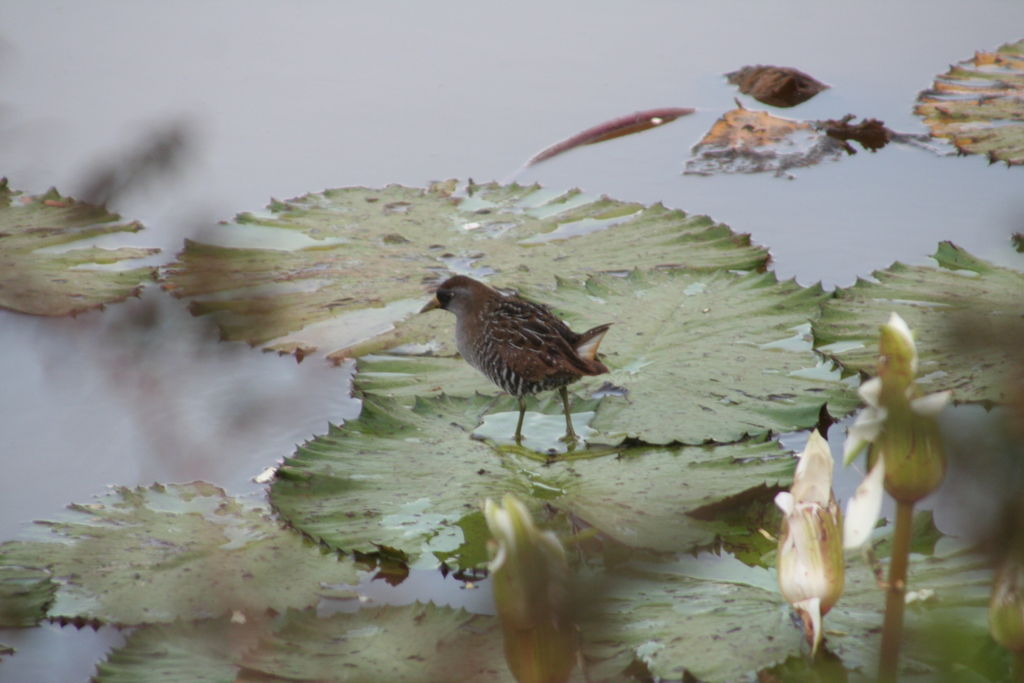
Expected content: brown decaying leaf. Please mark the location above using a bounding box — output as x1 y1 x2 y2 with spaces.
726 65 828 107
526 107 695 165
819 114 892 154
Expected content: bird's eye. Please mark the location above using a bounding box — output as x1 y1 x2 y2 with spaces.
436 288 454 308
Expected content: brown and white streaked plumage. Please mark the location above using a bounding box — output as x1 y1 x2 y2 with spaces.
420 275 611 444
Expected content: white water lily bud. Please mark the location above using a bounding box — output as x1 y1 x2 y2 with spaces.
844 313 950 503
776 431 845 654
484 494 575 683
843 456 885 549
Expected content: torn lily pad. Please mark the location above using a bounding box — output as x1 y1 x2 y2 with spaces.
0 482 357 626
915 39 1024 165
0 180 159 316
813 242 1024 404
161 180 768 360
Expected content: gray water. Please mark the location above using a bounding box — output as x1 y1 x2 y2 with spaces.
3 1 1023 680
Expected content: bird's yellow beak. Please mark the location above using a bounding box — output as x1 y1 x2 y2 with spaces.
420 296 441 313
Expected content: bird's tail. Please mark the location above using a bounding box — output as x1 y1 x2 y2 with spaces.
575 323 611 371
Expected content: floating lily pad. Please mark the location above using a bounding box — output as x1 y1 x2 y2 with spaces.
915 39 1024 165
95 604 510 683
363 269 857 445
270 382 796 567
0 180 159 316
238 604 509 682
0 482 357 626
536 270 854 444
269 392 515 568
581 545 997 682
0 562 54 627
162 181 768 360
94 619 257 683
813 242 1024 404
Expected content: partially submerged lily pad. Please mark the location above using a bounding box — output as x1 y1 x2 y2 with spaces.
94 604 510 683
915 39 1024 165
0 179 159 316
0 482 358 626
161 181 768 360
813 242 1024 404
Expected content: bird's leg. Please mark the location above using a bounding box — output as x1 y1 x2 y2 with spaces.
559 386 578 445
514 396 527 444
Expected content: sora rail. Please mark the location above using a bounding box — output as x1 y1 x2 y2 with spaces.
420 275 611 444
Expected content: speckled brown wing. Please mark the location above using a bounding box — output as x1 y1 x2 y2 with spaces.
484 296 595 387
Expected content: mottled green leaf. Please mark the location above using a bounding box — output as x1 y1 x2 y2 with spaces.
0 561 54 627
94 619 256 683
0 482 357 626
915 39 1024 165
270 385 796 567
0 180 159 315
162 180 768 359
236 604 510 682
813 242 1024 404
374 268 857 444
581 545 999 682
93 605 514 683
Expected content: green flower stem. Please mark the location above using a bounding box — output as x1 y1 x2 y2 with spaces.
879 499 914 681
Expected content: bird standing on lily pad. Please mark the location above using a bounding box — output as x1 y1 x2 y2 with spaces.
420 275 611 445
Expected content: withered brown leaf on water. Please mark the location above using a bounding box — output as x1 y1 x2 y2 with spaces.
819 115 892 154
726 65 828 107
685 102 845 177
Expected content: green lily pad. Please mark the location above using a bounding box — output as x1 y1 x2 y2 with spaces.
376 268 857 445
94 619 258 683
813 242 1024 404
581 545 998 682
161 180 768 359
536 270 857 443
94 604 511 683
915 39 1024 165
238 604 510 682
0 482 358 626
269 392 516 568
0 180 159 316
270 383 796 567
0 561 54 627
